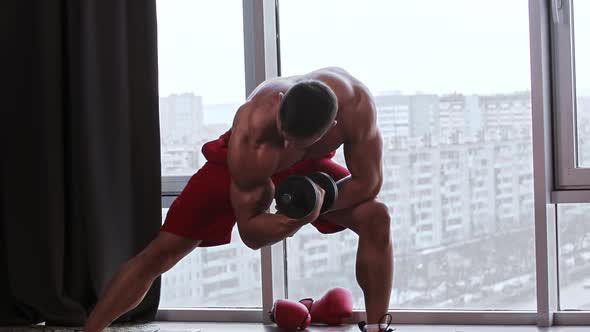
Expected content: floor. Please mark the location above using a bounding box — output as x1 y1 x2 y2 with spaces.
156 322 590 332
1 322 589 332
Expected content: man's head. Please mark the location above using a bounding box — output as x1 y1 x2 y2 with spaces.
277 80 338 148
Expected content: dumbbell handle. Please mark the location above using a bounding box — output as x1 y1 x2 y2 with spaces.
274 178 322 220
277 189 322 215
306 172 338 215
280 193 293 205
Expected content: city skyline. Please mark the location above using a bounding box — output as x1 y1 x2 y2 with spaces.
158 89 539 310
157 89 590 311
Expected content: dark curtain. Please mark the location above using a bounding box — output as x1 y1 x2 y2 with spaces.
1 0 162 326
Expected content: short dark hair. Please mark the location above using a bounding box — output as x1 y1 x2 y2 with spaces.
279 80 337 138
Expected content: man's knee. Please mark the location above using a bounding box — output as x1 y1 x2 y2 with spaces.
358 200 392 247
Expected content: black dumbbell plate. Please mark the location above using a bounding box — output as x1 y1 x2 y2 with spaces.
274 175 318 219
307 172 338 214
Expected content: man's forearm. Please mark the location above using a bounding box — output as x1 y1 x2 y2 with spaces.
241 213 304 249
330 176 379 212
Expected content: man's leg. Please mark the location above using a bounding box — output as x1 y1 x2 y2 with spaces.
84 232 201 332
321 199 393 325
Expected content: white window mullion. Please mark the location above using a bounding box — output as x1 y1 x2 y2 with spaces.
242 0 279 97
530 0 559 326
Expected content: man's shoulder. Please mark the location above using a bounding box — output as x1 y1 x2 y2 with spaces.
248 78 293 101
309 67 356 85
315 66 351 76
227 129 279 189
305 68 362 102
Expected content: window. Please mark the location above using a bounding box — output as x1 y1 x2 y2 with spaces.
552 3 590 314
573 1 590 167
157 0 245 192
280 0 536 310
156 0 262 309
553 0 590 186
151 0 590 326
558 204 590 310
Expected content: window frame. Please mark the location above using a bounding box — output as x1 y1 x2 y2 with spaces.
552 0 590 194
156 0 590 326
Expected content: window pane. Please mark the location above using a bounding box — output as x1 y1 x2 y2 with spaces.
574 1 590 167
156 1 260 308
558 204 590 310
159 209 262 308
280 0 536 310
157 0 244 177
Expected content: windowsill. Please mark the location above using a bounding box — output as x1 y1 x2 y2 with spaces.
152 321 589 331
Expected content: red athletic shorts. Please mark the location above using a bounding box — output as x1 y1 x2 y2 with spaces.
161 130 351 247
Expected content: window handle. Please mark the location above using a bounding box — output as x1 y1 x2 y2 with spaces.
552 0 568 24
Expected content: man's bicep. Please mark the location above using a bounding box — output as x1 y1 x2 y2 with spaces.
230 179 275 223
344 133 383 186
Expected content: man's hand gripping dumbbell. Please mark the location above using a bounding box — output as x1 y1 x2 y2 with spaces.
274 172 339 224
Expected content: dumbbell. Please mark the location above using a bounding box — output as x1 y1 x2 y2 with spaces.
274 172 338 219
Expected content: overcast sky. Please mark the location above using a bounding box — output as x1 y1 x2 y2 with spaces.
156 0 589 107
